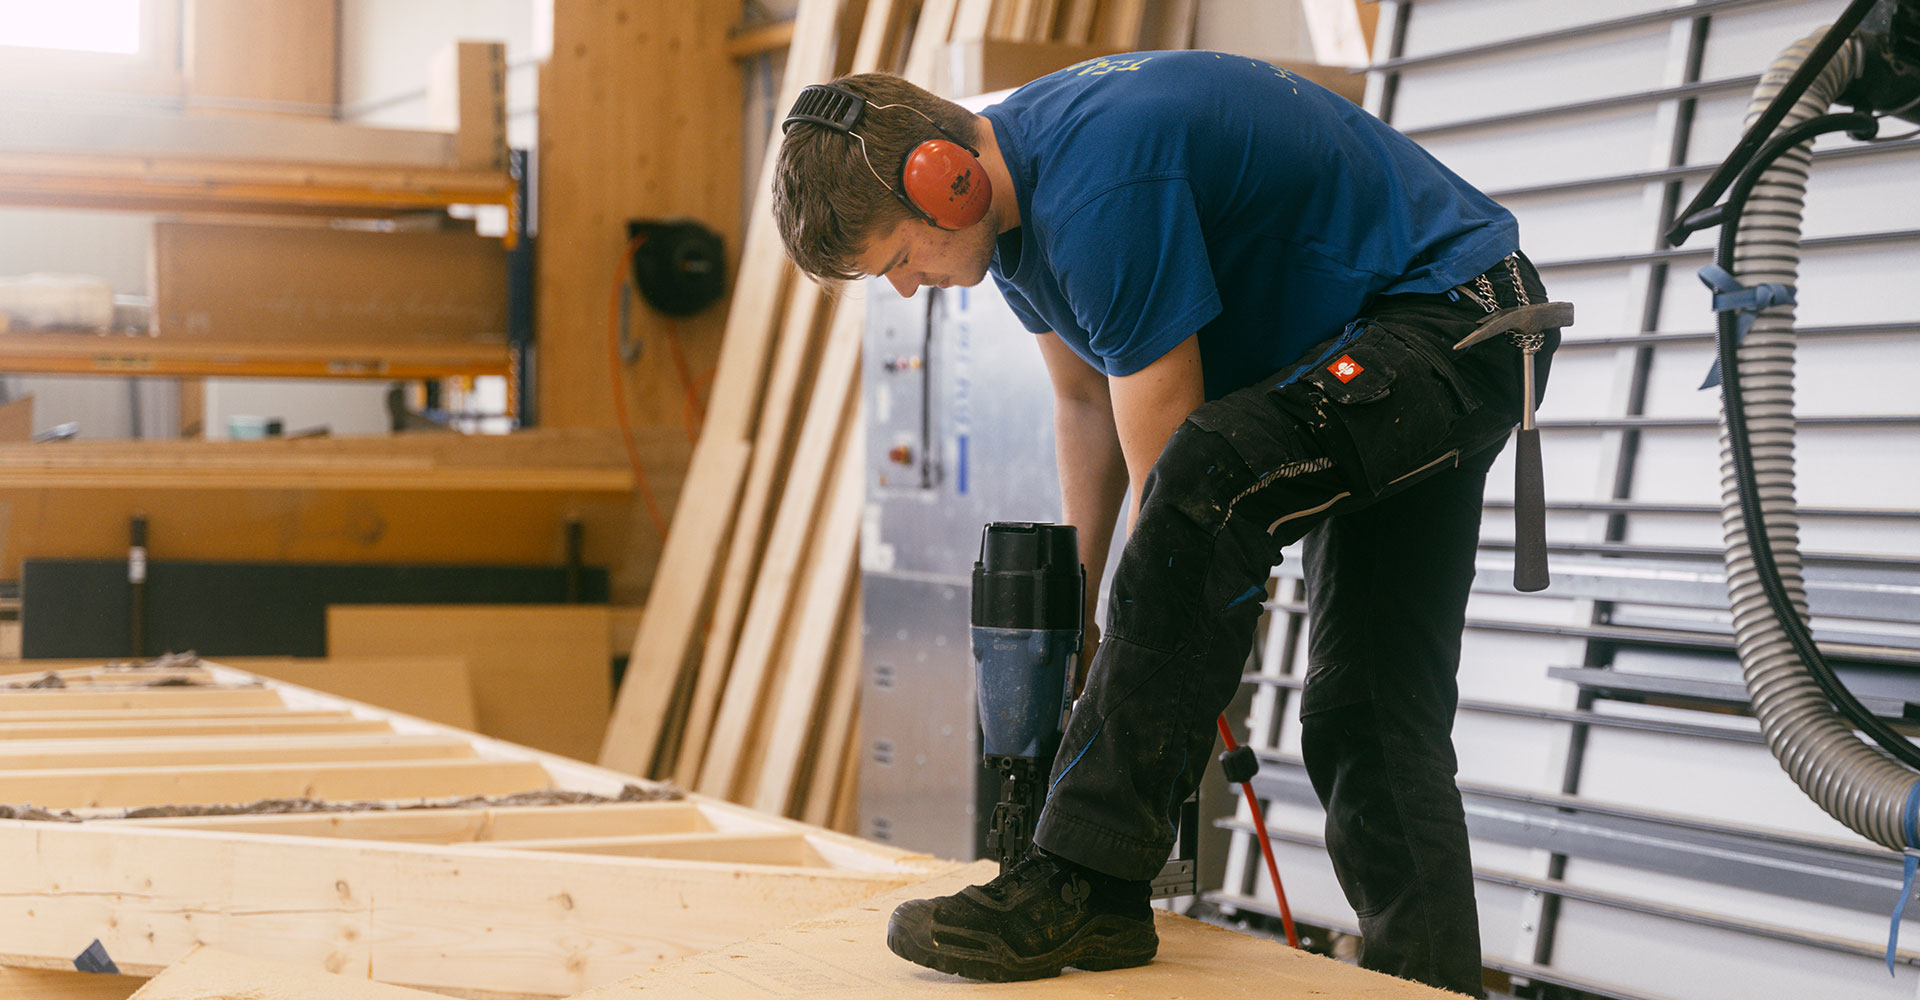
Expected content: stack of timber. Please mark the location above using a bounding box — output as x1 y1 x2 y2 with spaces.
0 658 952 999
600 0 1155 826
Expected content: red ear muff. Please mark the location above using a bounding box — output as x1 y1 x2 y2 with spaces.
901 138 992 230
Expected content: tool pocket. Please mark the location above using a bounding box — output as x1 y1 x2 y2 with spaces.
1274 321 1483 498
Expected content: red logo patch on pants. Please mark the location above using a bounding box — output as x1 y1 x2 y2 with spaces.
1328 355 1363 383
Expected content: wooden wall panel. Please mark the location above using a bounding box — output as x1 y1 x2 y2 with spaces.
186 0 340 115
327 606 611 763
537 2 742 432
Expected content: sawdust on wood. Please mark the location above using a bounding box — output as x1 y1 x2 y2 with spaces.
1 784 682 823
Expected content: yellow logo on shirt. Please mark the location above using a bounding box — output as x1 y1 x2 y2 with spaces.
1070 56 1152 76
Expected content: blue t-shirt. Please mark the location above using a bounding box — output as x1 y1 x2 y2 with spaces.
982 51 1519 400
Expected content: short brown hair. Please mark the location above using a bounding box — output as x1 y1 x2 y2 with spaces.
773 73 981 282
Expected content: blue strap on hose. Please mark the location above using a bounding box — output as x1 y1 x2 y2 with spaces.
1697 264 1796 390
1885 782 1920 975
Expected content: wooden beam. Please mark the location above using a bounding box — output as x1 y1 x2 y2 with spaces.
120 801 712 844
0 732 474 770
0 688 282 714
727 19 798 59
0 819 952 997
428 41 508 172
0 715 390 741
0 758 551 811
750 426 863 814
0 707 350 725
485 830 822 867
568 861 1464 999
209 657 477 732
0 965 146 1000
132 946 439 1000
802 590 863 829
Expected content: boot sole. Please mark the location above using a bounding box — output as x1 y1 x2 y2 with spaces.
885 899 1158 982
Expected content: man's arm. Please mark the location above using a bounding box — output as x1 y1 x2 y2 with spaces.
1035 332 1129 646
1107 334 1205 527
1036 332 1206 653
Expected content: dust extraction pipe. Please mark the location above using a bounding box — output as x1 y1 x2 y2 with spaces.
1715 25 1920 852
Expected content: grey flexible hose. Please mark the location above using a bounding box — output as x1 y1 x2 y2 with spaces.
1723 29 1919 851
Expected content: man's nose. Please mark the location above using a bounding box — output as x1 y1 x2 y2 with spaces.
887 271 916 297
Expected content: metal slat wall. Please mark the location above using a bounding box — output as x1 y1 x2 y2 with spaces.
1209 2 1920 998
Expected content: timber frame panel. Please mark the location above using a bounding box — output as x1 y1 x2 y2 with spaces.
0 661 952 999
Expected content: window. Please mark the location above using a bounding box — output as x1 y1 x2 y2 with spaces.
0 0 143 54
0 0 180 95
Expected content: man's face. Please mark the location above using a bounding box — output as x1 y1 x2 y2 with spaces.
856 216 999 298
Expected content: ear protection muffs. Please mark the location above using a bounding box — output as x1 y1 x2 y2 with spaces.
784 83 992 231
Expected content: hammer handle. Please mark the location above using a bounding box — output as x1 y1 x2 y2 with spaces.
1513 426 1549 592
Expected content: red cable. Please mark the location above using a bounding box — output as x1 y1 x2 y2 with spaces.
660 316 704 444
610 234 669 540
1217 714 1300 949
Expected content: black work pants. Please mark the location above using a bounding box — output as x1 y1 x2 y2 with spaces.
1033 257 1555 998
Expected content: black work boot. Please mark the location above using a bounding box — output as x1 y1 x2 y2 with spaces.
885 853 1158 981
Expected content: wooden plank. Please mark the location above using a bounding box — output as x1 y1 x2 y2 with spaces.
131 946 439 1000
0 688 282 714
152 220 507 349
0 819 949 997
802 590 864 829
429 41 508 172
827 697 863 835
750 425 863 815
599 0 845 774
0 715 389 741
1094 0 1147 48
0 152 511 217
0 706 348 725
728 18 798 59
954 0 996 42
667 266 829 785
570 861 1462 999
599 438 753 775
936 38 1129 97
1060 0 1100 43
120 801 711 843
485 830 822 866
0 758 552 811
326 606 610 762
212 656 478 731
697 299 862 801
904 0 963 82
0 732 474 770
0 965 146 1000
0 111 453 170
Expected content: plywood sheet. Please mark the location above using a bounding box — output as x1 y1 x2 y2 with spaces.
217 656 478 730
328 606 611 762
573 861 1462 999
